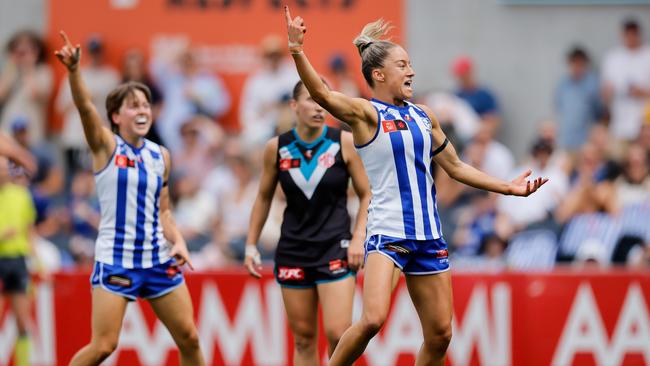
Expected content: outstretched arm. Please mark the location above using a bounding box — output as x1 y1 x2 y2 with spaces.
54 31 113 157
284 6 376 134
420 104 547 196
243 138 280 278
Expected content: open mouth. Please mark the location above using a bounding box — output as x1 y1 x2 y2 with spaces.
312 114 324 122
135 116 148 125
404 80 413 89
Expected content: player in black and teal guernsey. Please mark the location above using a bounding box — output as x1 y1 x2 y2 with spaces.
244 80 371 365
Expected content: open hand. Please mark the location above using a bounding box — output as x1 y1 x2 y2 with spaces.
508 169 548 197
54 31 81 71
284 6 306 53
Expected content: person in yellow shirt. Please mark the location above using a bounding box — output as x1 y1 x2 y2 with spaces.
0 155 36 366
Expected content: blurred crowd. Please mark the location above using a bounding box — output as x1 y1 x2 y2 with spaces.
1 18 649 273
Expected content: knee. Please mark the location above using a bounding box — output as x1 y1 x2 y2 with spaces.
423 323 452 354
92 339 118 360
292 328 317 354
360 312 387 336
324 326 346 349
176 327 201 351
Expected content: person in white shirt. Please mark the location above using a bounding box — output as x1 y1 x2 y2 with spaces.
239 35 298 149
602 19 650 141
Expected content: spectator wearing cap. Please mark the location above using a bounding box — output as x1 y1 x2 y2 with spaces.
452 56 501 132
0 30 53 145
239 34 298 149
555 46 603 152
56 34 120 177
602 18 650 141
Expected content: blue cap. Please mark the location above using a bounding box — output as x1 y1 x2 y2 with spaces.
10 116 28 132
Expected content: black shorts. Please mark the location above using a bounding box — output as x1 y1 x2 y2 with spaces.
274 259 354 288
0 257 29 294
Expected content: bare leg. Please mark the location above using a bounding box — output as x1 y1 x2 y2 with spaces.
317 275 355 357
148 283 205 366
10 293 32 366
68 288 128 366
281 286 320 366
328 254 396 366
405 271 453 366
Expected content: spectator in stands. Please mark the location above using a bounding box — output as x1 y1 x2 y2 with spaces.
121 49 164 144
213 144 261 261
451 190 497 257
555 142 616 224
10 117 66 242
423 91 479 147
239 35 298 149
328 53 364 99
555 46 603 152
602 18 650 141
603 143 650 209
66 170 100 268
452 56 501 130
151 45 230 152
56 35 120 176
497 137 569 233
0 30 53 145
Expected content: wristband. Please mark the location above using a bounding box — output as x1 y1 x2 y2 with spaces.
245 245 261 265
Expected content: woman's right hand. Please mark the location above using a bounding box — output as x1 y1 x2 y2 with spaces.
284 6 306 54
244 244 262 278
54 31 81 72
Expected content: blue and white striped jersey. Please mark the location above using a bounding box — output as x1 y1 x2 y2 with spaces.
94 135 170 269
356 99 443 241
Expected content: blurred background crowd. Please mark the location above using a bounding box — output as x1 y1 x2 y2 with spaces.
1 14 649 274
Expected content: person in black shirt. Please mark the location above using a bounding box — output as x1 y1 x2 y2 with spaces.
244 80 370 365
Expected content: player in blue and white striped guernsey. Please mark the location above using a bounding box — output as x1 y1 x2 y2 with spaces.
55 31 204 366
285 8 548 366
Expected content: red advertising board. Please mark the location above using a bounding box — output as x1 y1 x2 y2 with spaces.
47 0 403 131
1 270 649 365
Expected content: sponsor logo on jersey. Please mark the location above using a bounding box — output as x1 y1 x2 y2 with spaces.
382 120 409 133
318 153 335 168
277 267 305 280
279 158 301 171
107 275 132 287
436 249 449 258
115 155 136 168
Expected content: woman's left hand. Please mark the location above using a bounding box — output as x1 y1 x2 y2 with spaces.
508 169 548 197
347 236 365 271
169 240 194 270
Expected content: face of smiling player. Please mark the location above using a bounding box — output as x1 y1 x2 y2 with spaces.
112 89 152 145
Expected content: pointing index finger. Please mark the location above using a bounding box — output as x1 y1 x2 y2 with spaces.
59 31 73 47
284 5 292 24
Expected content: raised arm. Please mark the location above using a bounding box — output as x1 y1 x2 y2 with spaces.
54 31 113 157
284 7 376 135
419 104 548 196
244 138 280 278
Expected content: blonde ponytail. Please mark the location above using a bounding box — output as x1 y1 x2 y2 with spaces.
353 19 392 56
